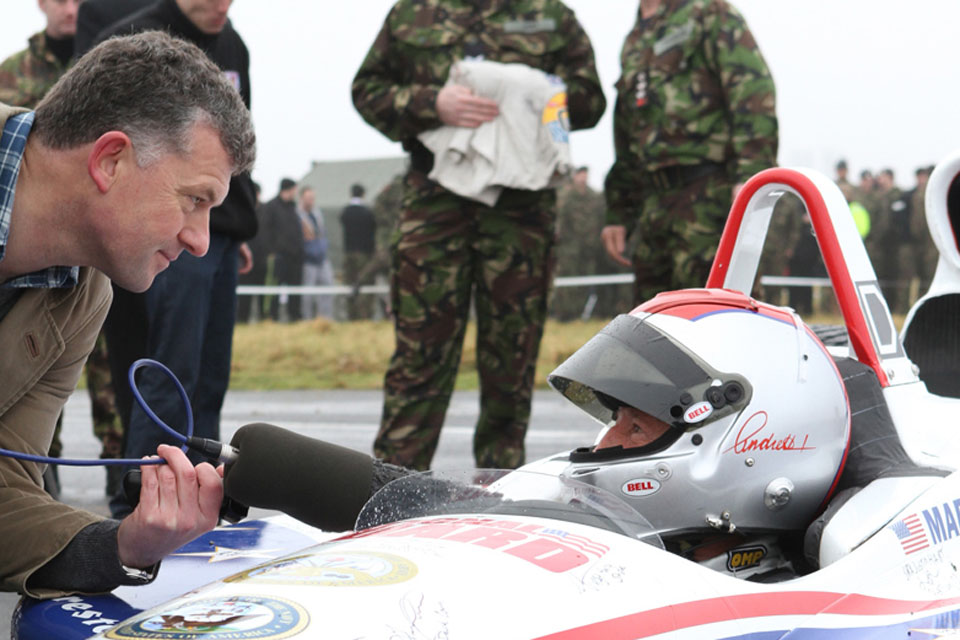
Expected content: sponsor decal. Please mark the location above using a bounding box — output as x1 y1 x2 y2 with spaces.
106 595 307 640
722 411 815 455
50 597 119 636
352 516 610 573
726 545 766 572
621 479 661 497
541 91 570 144
890 513 932 555
920 500 960 547
225 551 417 587
683 401 713 424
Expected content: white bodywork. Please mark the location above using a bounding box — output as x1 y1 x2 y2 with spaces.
77 158 960 640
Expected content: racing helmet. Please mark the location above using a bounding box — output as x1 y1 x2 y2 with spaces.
548 289 850 537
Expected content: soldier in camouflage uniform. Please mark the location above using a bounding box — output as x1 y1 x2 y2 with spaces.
353 0 605 470
0 2 77 107
552 167 616 320
602 0 778 305
909 166 937 289
1 0 124 497
870 168 914 314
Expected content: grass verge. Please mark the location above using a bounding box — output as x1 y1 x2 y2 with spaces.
230 318 610 391
229 312 858 391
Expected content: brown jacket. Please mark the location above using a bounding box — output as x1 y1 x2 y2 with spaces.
0 104 112 596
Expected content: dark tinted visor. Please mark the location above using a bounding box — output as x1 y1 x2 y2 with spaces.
548 314 751 429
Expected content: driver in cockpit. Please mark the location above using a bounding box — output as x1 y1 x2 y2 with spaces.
595 405 671 451
547 288 851 581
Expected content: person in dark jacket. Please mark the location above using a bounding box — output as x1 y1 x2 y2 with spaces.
261 178 305 322
74 0 153 56
92 0 258 517
340 183 377 320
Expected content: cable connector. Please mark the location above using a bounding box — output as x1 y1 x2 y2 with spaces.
185 437 239 464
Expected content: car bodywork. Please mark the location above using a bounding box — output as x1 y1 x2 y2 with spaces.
13 156 960 640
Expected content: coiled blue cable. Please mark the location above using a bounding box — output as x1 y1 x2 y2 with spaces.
0 358 191 466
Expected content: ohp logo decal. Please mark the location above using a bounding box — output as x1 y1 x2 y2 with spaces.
727 545 767 572
622 479 661 497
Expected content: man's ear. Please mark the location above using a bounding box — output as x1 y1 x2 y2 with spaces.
87 131 135 194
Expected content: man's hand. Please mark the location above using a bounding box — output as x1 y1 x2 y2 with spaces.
237 242 253 275
601 225 633 267
116 445 223 569
436 84 499 127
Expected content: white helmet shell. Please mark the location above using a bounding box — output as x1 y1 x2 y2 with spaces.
548 289 851 537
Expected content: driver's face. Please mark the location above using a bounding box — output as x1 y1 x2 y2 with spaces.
596 406 670 450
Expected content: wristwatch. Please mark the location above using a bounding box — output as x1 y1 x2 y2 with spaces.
120 561 159 584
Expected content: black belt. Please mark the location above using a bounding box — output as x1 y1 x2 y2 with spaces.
646 162 727 192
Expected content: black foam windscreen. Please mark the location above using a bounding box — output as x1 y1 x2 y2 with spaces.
223 423 375 532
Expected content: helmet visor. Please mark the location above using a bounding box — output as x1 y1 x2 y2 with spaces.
548 314 751 431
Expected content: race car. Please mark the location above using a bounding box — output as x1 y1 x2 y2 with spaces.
13 151 960 640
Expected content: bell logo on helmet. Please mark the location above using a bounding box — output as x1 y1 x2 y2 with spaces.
684 402 713 424
622 479 661 497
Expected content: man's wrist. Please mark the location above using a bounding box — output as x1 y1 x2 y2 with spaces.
120 561 159 584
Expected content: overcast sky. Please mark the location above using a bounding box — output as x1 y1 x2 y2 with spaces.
3 1 960 196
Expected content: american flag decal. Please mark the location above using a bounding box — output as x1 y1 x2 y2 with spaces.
890 514 930 555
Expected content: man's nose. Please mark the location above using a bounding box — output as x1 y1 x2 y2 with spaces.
181 211 211 257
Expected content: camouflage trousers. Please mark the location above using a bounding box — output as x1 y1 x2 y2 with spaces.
342 251 376 320
375 173 556 471
631 172 733 304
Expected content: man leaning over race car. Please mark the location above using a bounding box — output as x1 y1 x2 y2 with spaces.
0 31 255 597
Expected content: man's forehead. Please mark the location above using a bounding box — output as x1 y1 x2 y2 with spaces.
178 127 233 196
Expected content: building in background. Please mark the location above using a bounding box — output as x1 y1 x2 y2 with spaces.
297 156 408 276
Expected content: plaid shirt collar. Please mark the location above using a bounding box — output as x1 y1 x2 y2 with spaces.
0 111 78 289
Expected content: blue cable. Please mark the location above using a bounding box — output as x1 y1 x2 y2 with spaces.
0 358 191 467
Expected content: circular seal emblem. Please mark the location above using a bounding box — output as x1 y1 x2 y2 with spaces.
105 595 308 640
225 551 418 587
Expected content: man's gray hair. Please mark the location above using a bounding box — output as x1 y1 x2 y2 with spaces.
33 30 255 173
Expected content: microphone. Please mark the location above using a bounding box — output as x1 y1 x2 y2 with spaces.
222 423 377 532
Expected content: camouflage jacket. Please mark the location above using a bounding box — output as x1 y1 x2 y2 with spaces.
352 0 606 153
605 0 778 226
0 32 69 108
